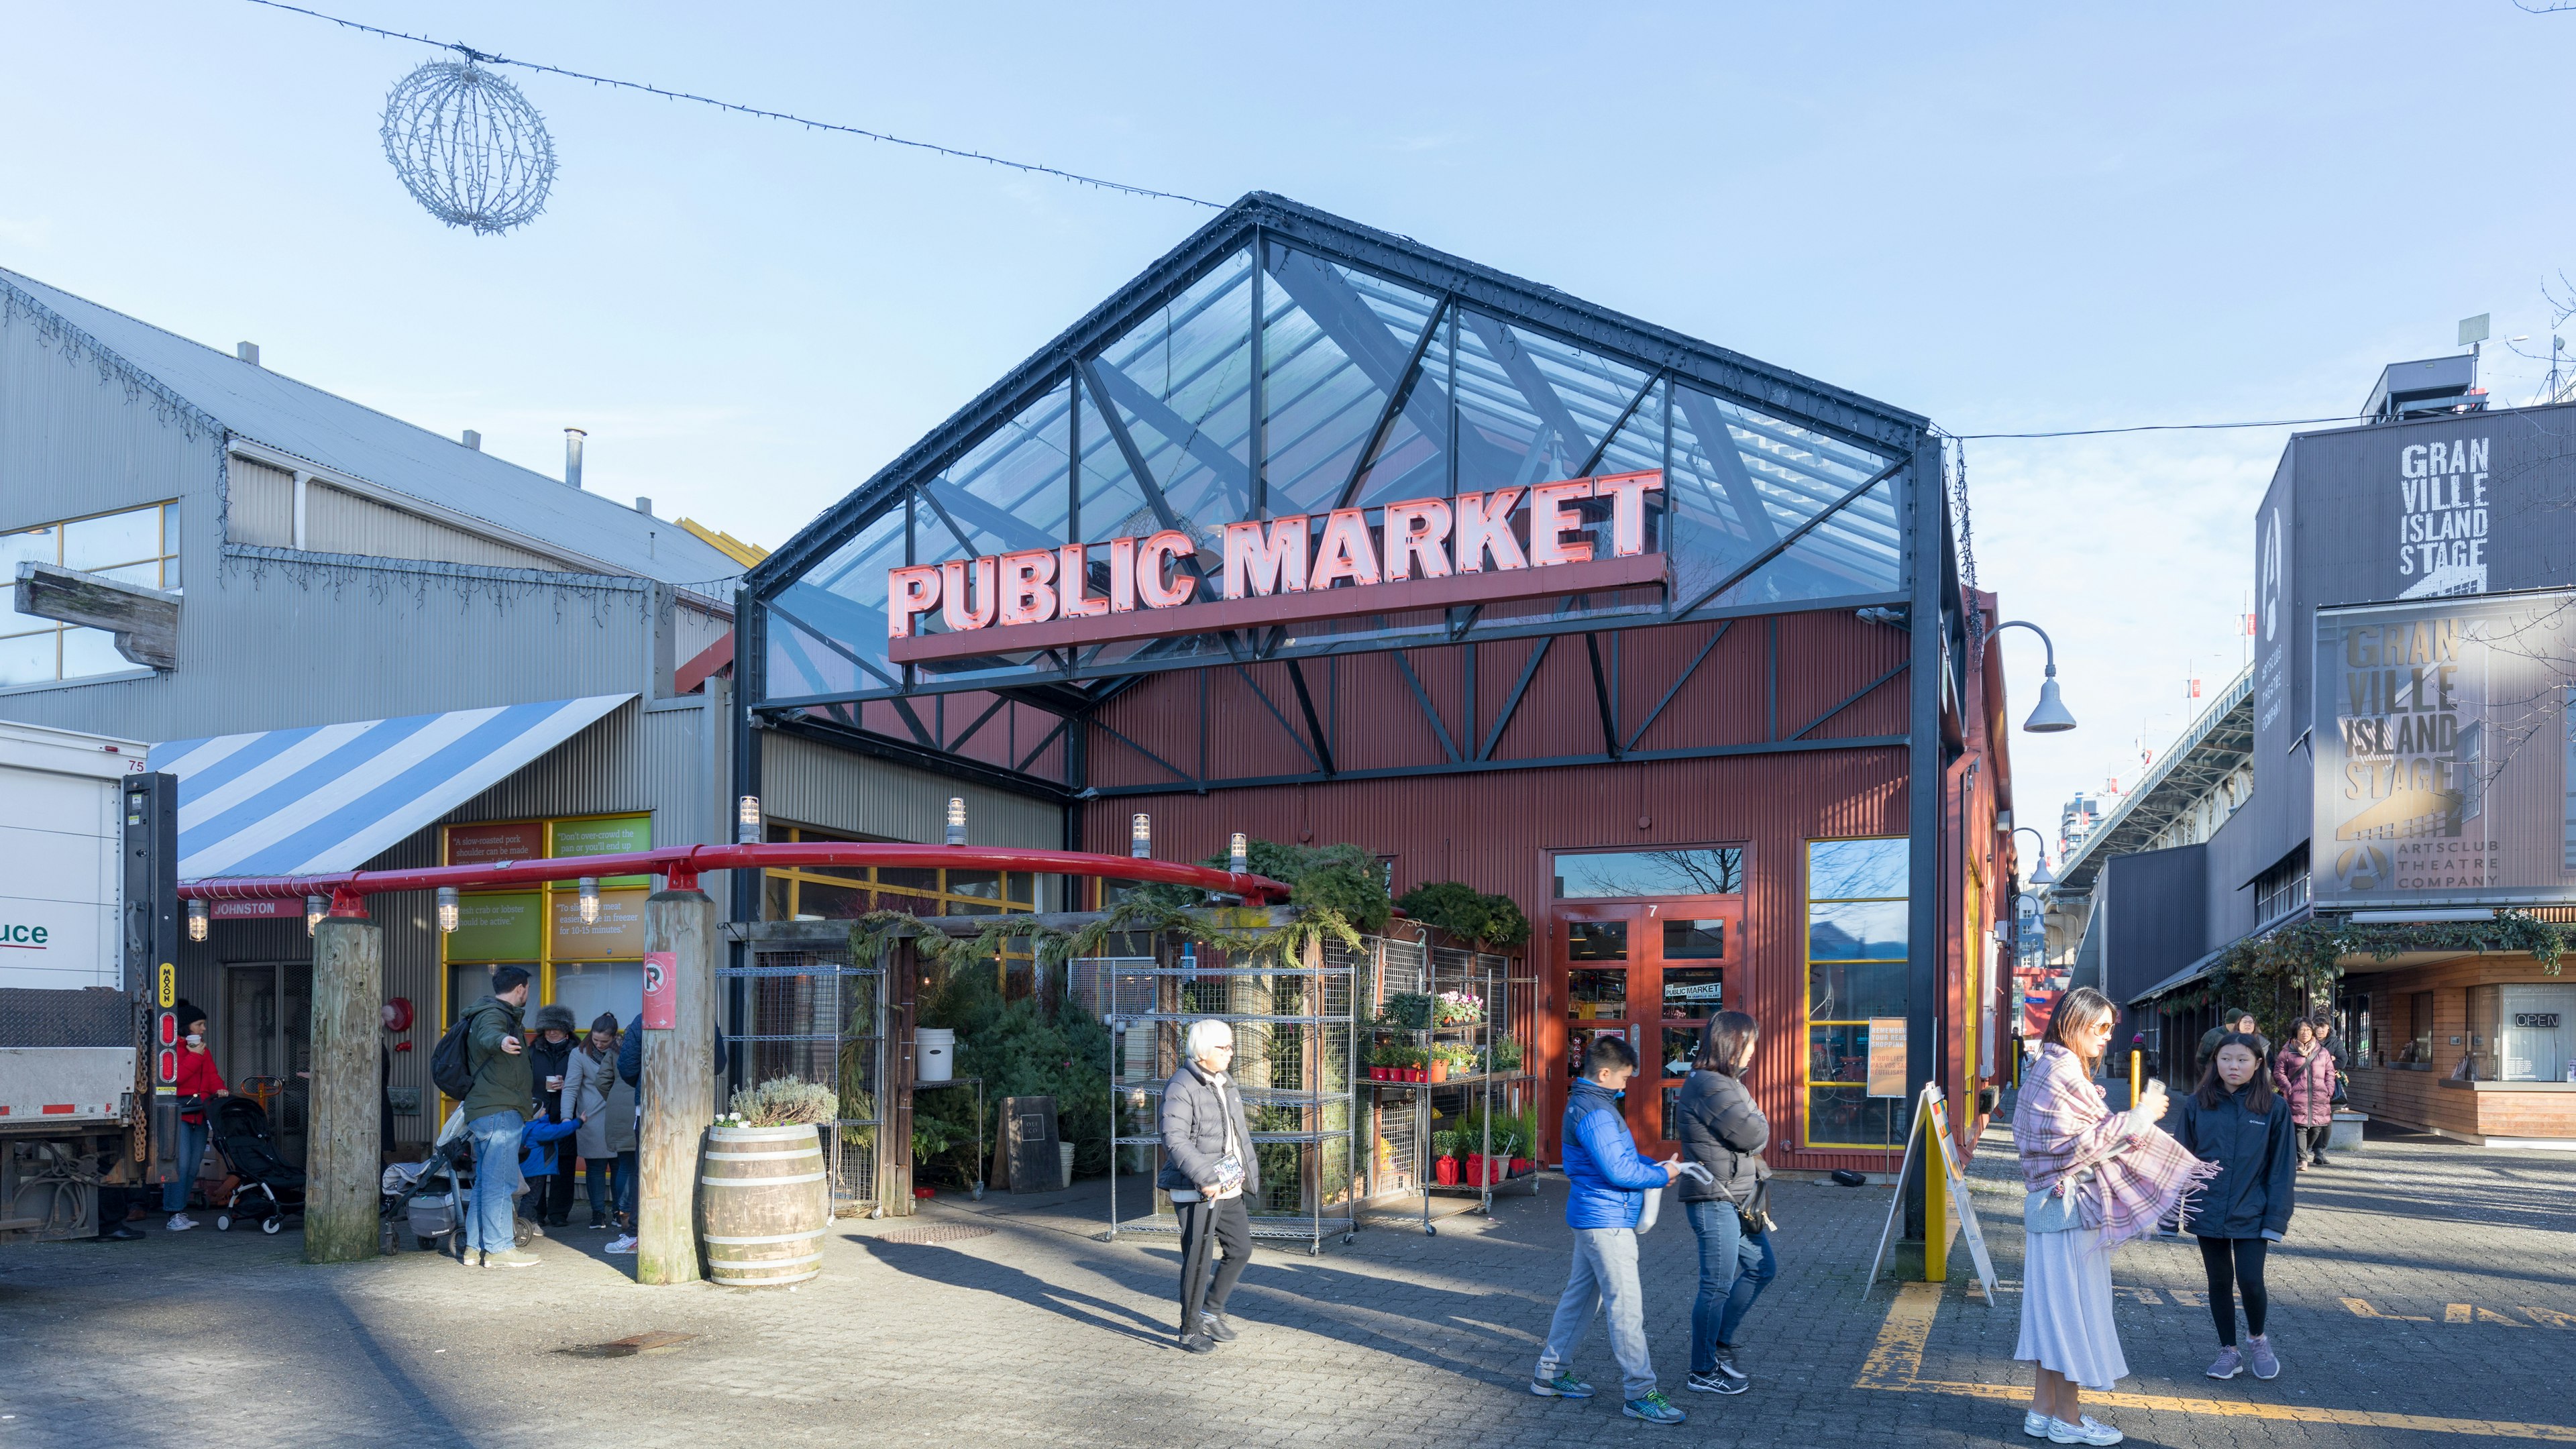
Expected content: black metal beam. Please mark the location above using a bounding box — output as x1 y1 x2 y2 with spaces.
1390 649 1461 763
1788 660 1909 741
1016 716 1070 775
1584 633 1621 759
1478 636 1553 761
1230 665 1327 775
1676 453 1909 618
945 695 1011 755
1078 732 1907 797
1283 659 1337 775
1902 438 1944 1244
767 710 1073 804
1087 715 1196 785
1674 387 1782 550
1623 620 1730 753
1334 298 1448 511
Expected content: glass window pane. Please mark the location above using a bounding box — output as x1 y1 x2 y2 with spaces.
920 382 1071 559
1567 921 1628 962
1096 249 1254 525
1 525 58 572
877 867 939 894
1565 1024 1629 1075
1663 919 1725 959
0 629 55 687
93 561 162 587
1567 967 1627 1018
1809 838 1909 900
1660 1026 1700 1081
1452 311 1647 502
62 506 160 571
1555 849 1743 898
551 961 643 1034
790 881 867 920
1809 961 1907 1019
1808 900 1907 961
1259 245 1415 518
1662 967 1723 1019
1809 1021 1870 1081
945 870 1001 900
447 963 539 1026
1809 1086 1901 1146
59 627 127 679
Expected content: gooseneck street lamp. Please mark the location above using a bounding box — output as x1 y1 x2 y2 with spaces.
1992 620 2078 733
2013 826 2058 886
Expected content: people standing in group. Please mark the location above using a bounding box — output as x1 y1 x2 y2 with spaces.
513 1106 583 1244
565 1013 632 1231
525 1004 580 1227
2272 1017 2337 1170
162 1001 225 1232
1531 1034 1688 1426
459 967 540 1269
1160 1018 1256 1354
2175 1030 2296 1382
610 1012 728 1256
2196 1007 2262 1078
2014 987 2218 1446
1673 1010 1776 1399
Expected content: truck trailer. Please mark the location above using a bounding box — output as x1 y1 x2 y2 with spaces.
0 720 175 1243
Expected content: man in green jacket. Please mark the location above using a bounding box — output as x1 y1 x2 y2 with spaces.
460 966 539 1268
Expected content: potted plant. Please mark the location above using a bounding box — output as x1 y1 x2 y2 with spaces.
1378 992 1434 1031
1432 1130 1460 1186
1434 989 1483 1026
1489 1037 1525 1073
1431 1042 1477 1084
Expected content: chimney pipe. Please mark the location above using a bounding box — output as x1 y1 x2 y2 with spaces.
235 341 260 366
462 429 482 451
564 427 586 489
635 497 653 517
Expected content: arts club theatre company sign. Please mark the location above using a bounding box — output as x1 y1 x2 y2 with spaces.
884 472 1666 662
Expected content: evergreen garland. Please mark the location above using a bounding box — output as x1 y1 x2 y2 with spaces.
2182 910 2568 1028
845 897 1364 978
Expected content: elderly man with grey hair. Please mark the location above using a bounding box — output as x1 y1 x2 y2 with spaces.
1160 1017 1258 1353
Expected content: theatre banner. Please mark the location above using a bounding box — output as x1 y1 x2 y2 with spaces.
2312 589 2576 906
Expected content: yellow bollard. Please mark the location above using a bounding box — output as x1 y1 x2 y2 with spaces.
2130 1050 2142 1110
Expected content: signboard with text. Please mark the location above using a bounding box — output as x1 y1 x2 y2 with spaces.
2312 588 2576 906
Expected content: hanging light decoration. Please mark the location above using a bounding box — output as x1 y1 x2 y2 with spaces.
1130 814 1152 859
945 798 967 847
305 895 327 937
737 794 763 845
186 898 208 943
578 877 601 924
435 887 460 934
380 53 557 235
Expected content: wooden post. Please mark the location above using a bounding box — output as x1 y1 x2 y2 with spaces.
885 939 918 1217
306 914 382 1265
638 885 717 1285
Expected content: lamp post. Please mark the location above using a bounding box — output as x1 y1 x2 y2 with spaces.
2012 826 2057 886
1992 621 2078 733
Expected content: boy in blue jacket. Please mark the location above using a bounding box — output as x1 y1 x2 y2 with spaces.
1532 1034 1687 1426
513 1108 584 1240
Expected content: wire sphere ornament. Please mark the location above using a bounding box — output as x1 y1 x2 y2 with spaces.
380 58 557 235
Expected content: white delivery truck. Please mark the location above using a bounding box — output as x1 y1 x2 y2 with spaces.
0 720 174 1242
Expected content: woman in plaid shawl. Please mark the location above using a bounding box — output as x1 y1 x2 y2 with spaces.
2012 988 2218 1446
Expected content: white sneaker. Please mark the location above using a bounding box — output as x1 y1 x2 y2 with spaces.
2024 1409 2051 1438
604 1234 637 1255
165 1214 197 1232
2048 1415 2123 1446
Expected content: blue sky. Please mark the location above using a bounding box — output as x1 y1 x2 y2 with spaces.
6 1 2571 864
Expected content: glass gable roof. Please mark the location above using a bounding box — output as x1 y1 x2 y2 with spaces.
759 203 1925 710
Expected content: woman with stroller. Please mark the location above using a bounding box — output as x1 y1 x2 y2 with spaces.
564 1014 633 1230
2174 1030 2296 1381
163 1002 227 1232
2014 987 2217 1446
1673 1010 1776 1397
2273 1017 2338 1170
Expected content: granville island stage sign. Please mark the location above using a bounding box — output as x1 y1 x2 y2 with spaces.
885 472 1666 664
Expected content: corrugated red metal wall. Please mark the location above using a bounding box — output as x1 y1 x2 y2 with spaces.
1077 608 1938 1176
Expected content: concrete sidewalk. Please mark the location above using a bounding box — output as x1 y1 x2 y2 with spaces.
0 1126 2565 1447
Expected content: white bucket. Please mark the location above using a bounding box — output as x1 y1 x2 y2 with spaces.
1059 1140 1077 1190
916 1027 955 1083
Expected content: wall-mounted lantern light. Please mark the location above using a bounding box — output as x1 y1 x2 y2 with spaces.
305 895 327 937
578 877 601 924
186 898 208 943
945 797 967 847
1131 814 1152 859
1230 832 1249 876
737 794 762 845
435 886 460 934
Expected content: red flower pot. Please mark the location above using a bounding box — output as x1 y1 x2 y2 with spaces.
1434 1156 1460 1186
1370 1067 1386 1081
1464 1153 1486 1185
1409 1067 1426 1083
1511 1157 1534 1177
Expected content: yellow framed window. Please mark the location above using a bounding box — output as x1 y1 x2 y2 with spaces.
1803 836 1910 1149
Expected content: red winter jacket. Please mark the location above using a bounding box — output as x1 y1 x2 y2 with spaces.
174 1046 227 1123
2273 1044 2336 1128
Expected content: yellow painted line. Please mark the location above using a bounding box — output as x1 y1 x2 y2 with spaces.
2526 1305 2576 1329
1860 1279 2576 1439
2341 1295 2430 1322
2444 1303 2471 1323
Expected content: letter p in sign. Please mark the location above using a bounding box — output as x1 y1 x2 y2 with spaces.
641 951 677 1030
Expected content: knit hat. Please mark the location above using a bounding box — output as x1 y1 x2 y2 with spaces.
172 1000 208 1033
590 1011 622 1036
531 1003 578 1034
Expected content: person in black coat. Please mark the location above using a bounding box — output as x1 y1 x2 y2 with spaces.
2172 1031 2296 1384
1670 1010 1777 1396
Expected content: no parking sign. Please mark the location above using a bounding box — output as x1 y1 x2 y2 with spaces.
641 951 676 1029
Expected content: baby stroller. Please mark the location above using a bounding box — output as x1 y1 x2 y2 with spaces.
209 1097 305 1234
384 1129 472 1260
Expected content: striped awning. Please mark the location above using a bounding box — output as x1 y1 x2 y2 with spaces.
150 695 633 879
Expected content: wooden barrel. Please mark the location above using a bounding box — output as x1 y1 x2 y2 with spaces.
698 1124 828 1287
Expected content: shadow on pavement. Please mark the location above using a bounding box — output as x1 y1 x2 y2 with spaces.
859 1236 1174 1345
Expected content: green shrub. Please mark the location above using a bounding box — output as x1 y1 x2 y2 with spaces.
1395 881 1531 950
911 968 1116 1185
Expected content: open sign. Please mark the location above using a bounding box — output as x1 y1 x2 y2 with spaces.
2513 1012 2561 1029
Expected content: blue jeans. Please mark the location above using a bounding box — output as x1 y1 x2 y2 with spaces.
1684 1200 1778 1374
1536 1226 1656 1401
584 1152 633 1220
162 1118 209 1214
614 1149 638 1224
464 1110 525 1254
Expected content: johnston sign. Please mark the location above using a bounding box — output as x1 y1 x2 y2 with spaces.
886 472 1666 663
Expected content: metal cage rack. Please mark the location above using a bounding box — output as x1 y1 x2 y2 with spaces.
721 936 885 1218
1365 941 1539 1234
1079 943 1362 1255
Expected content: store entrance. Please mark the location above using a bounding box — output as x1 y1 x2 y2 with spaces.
1556 896 1742 1158
222 961 313 1167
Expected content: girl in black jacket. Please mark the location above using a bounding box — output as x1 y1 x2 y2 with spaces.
1672 1011 1776 1397
2173 1031 2296 1384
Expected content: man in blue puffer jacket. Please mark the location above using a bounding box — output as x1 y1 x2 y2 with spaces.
1531 1034 1687 1426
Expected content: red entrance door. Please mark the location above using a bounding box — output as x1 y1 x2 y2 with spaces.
1555 895 1743 1157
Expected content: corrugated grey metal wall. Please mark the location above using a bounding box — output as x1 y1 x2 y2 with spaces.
304 482 568 572
224 457 294 546
760 728 1064 849
0 296 219 535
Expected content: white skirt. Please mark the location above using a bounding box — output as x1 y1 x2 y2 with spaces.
2015 1227 2127 1390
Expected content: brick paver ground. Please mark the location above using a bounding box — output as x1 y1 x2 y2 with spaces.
1 1122 2567 1447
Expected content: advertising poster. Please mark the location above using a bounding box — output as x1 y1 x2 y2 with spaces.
2312 589 2576 906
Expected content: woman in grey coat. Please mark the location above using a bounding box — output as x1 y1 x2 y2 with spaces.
563 1014 631 1230
1160 1018 1258 1354
1672 1010 1776 1395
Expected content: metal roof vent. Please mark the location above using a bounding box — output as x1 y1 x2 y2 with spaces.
462 429 482 450
235 341 259 366
564 427 586 489
635 496 653 517
2363 355 2482 424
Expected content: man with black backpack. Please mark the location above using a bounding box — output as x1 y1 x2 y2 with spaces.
445 965 539 1269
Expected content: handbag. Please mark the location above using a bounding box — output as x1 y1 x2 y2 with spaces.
1716 1163 1775 1237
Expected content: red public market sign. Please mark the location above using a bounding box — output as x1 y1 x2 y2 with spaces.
887 472 1667 664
